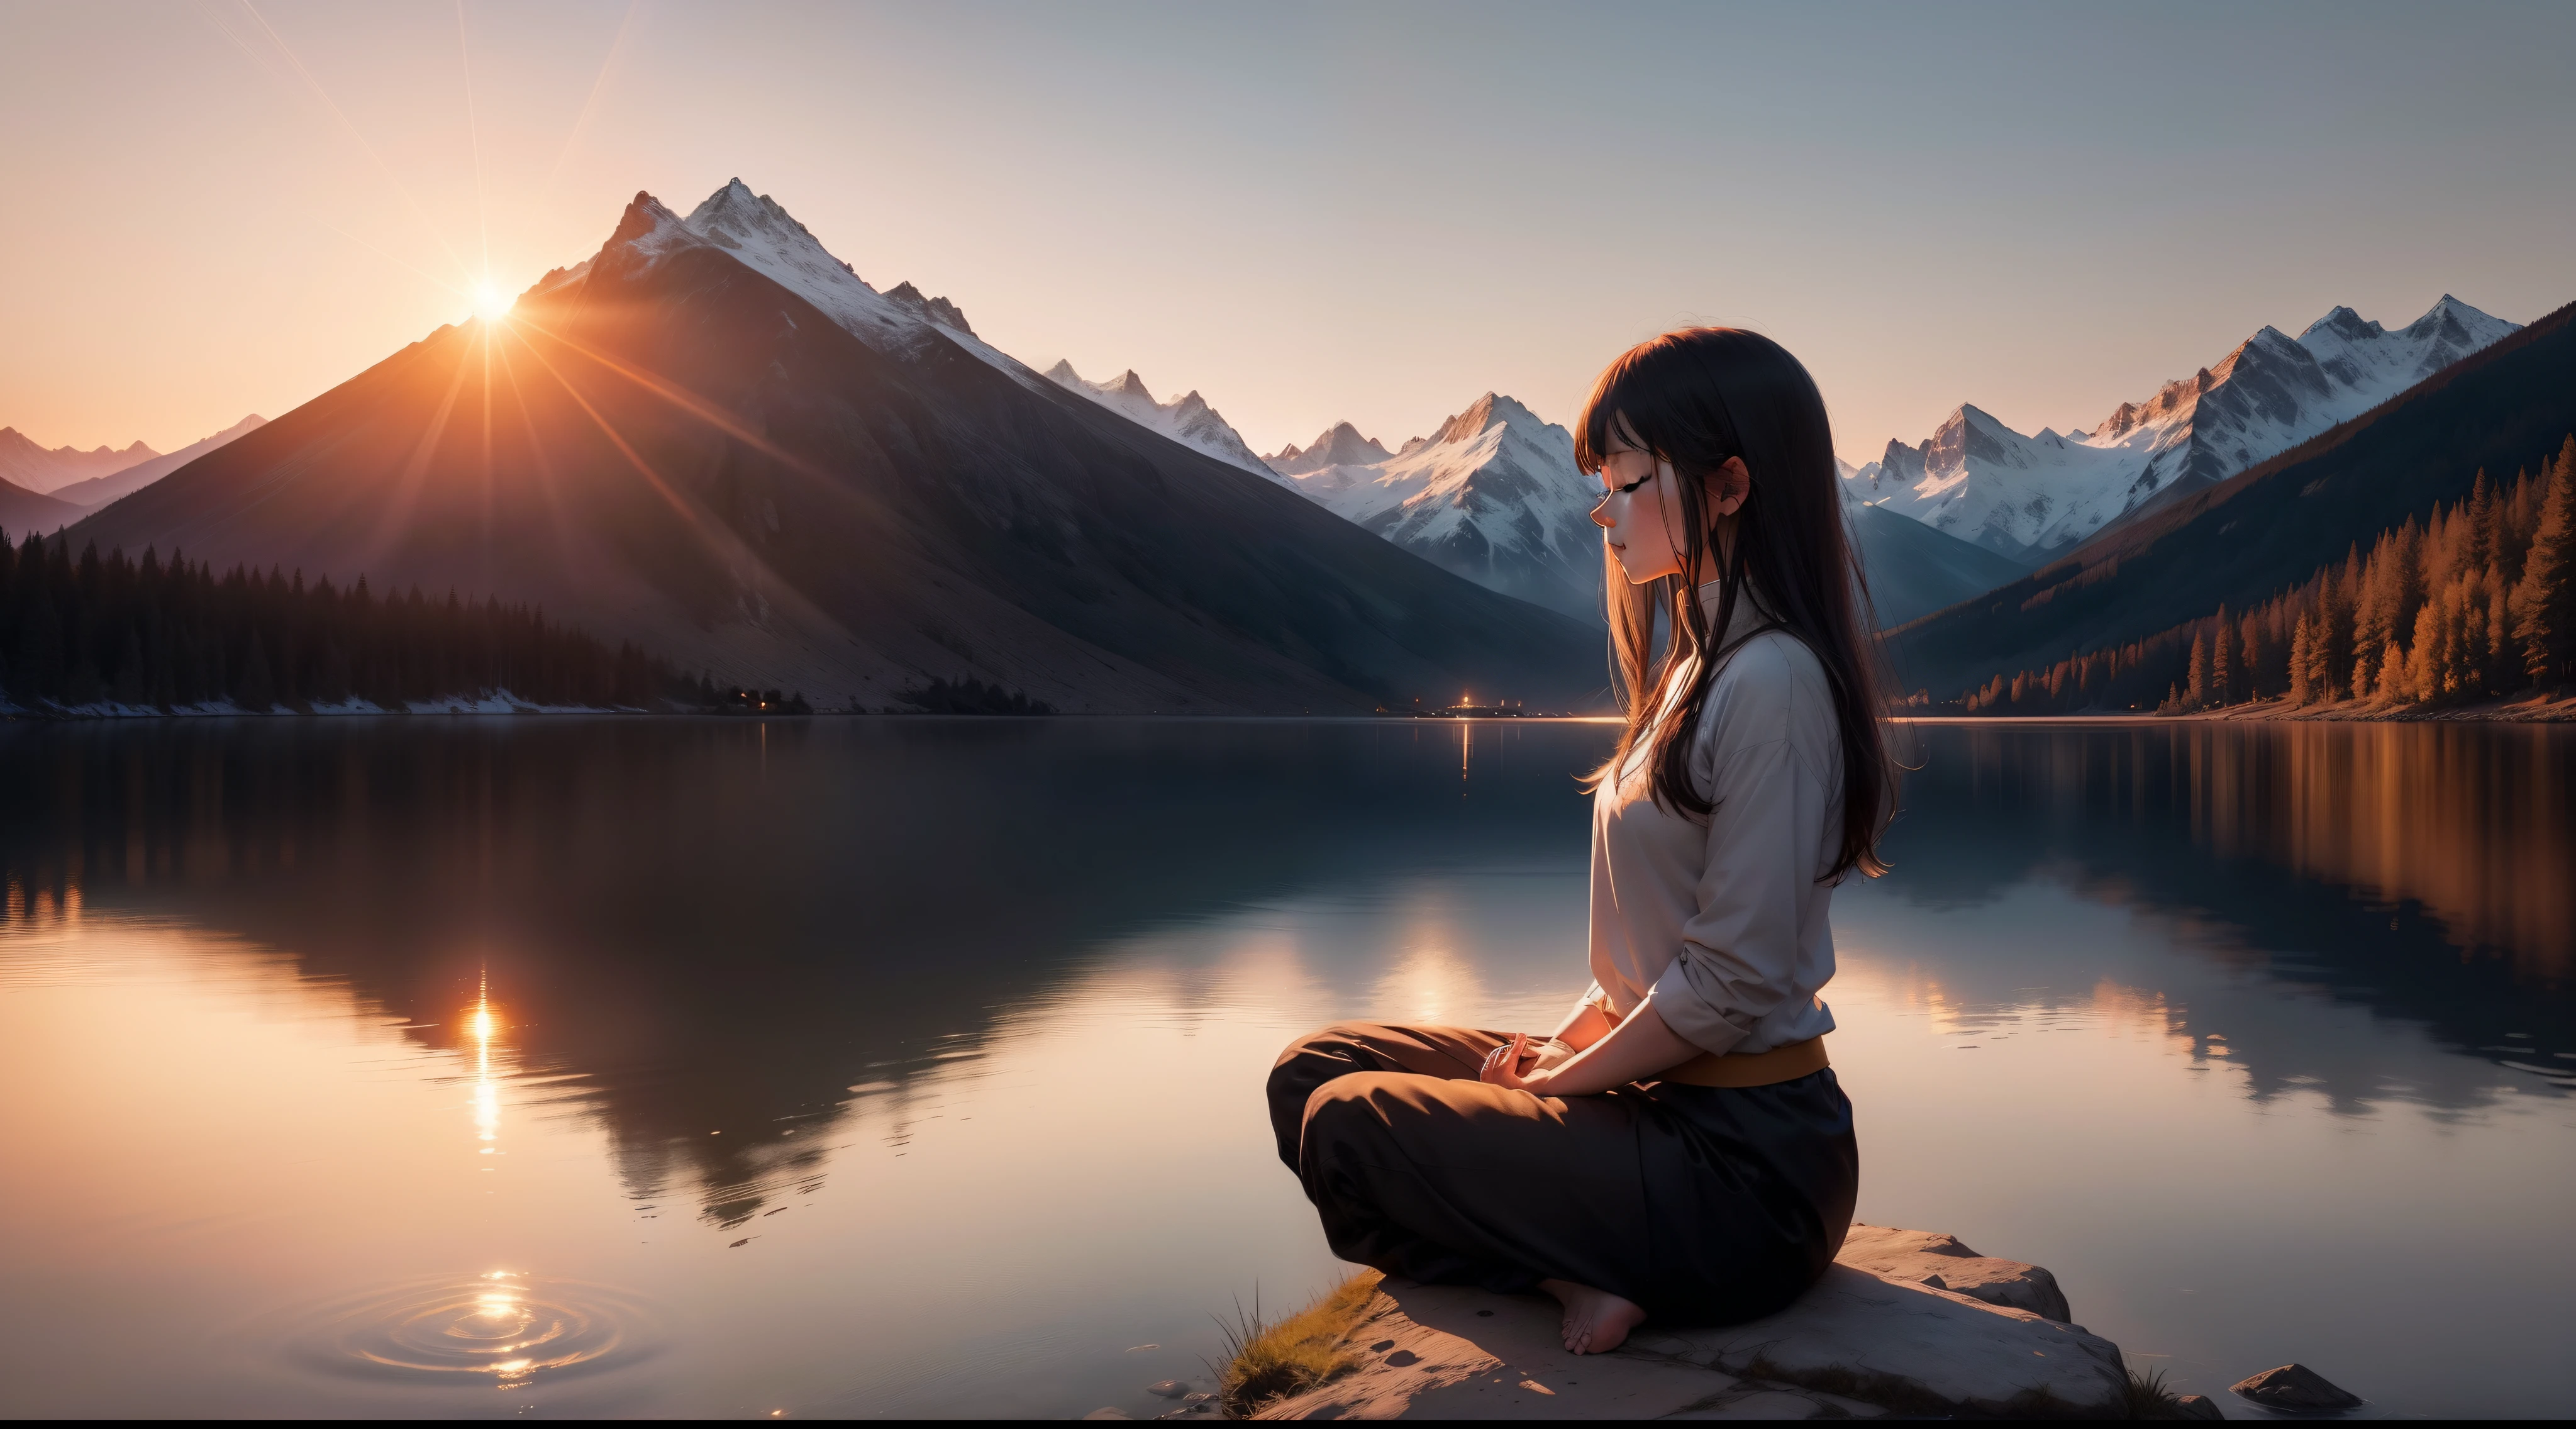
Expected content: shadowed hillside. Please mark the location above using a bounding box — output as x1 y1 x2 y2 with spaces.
1887 298 2576 699
65 187 1604 715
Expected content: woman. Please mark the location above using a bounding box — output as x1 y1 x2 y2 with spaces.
1266 327 1892 1356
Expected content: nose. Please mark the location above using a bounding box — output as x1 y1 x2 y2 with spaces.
1589 493 1615 529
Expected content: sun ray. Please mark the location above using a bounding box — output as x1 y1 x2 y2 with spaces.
455 0 491 281
497 325 727 535
545 0 641 194
479 320 497 582
508 314 843 487
235 0 474 289
492 336 586 559
189 0 294 89
310 214 475 304
361 336 475 575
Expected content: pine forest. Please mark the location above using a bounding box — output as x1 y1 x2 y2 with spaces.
0 533 703 714
1957 435 2576 715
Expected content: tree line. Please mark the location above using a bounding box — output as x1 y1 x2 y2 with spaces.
1958 435 2576 715
0 532 706 713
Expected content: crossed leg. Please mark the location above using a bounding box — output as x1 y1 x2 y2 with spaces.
1268 1021 1659 1354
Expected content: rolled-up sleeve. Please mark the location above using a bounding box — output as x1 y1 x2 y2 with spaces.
1639 733 1831 1057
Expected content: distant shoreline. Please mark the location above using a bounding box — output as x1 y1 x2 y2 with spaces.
0 704 1634 723
1907 691 2576 725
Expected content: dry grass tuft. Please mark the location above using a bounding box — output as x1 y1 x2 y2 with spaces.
2122 1364 2190 1419
1214 1269 1383 1418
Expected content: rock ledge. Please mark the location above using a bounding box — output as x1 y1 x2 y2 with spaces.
1257 1226 2128 1420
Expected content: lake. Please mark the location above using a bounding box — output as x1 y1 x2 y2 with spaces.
1 716 2570 1419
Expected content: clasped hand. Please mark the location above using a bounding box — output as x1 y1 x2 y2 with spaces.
1477 1033 1553 1093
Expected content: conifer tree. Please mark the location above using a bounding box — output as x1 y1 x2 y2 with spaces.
2370 640 2404 703
2211 606 2235 704
236 636 276 713
2511 436 2576 689
2297 615 2318 705
2239 613 2265 701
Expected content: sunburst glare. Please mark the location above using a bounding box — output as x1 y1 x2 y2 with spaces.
472 282 511 323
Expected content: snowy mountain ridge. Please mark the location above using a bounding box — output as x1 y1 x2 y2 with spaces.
527 181 1044 396
1041 362 1272 475
1262 394 1605 621
1842 296 2522 560
1270 423 1393 477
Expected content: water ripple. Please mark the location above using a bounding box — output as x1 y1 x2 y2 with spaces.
284 1272 657 1389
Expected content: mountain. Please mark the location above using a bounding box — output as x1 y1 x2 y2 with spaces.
0 477 84 542
1262 394 1604 622
1884 297 2576 699
51 415 265 508
1269 422 1393 476
1041 362 1271 474
0 428 156 494
1845 297 2523 560
64 181 1602 714
1845 500 2028 628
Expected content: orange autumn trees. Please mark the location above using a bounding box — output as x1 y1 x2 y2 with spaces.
1958 435 2575 714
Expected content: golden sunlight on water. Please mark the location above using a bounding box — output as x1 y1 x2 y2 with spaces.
1939 720 2576 975
0 719 2569 1416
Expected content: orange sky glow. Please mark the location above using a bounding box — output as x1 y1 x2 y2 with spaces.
3 1 2572 462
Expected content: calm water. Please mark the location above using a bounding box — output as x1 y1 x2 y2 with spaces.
1 717 2570 1419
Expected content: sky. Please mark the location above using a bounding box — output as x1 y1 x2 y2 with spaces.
3 0 2573 463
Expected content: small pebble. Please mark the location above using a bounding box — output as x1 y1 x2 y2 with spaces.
1146 1380 1189 1398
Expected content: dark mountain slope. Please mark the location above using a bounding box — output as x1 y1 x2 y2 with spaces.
1887 297 2576 698
0 477 82 542
69 192 1602 713
1848 504 2026 629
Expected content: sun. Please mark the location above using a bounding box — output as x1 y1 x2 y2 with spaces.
472 281 512 323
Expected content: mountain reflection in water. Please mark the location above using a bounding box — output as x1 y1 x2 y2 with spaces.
1 716 2569 1418
1873 721 2573 1108
0 719 1596 1230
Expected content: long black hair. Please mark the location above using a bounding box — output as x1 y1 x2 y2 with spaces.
1575 326 1893 881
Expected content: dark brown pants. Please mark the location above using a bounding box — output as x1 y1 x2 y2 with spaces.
1268 1020 1858 1325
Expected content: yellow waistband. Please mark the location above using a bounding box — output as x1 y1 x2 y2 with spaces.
1587 990 1831 1088
1659 1034 1829 1088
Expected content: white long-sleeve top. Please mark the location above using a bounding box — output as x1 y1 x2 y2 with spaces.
1587 581 1845 1058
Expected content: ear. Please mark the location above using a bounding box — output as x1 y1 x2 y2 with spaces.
1707 457 1752 518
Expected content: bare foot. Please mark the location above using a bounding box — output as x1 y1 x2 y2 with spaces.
1537 1277 1648 1355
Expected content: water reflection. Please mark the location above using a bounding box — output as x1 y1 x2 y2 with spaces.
0 718 1599 1230
3 717 2573 1417
1874 721 2576 1106
469 987 502 1162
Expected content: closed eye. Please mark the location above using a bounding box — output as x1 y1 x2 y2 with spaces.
1606 470 1655 496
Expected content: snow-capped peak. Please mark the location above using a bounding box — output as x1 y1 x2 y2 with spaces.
882 281 974 335
1429 392 1551 446
586 179 1040 391
2298 305 2382 347
674 179 921 350
1042 360 1271 475
1267 422 1392 477
1264 396 1604 620
1857 294 2523 561
604 191 699 266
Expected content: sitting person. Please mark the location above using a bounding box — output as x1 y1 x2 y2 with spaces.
1267 326 1895 1354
